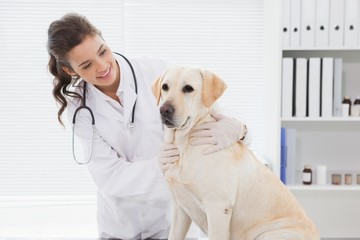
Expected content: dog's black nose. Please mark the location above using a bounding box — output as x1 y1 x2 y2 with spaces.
160 104 175 118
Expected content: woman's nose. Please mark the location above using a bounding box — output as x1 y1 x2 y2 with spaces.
96 59 107 72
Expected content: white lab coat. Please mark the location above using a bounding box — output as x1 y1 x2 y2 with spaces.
67 54 171 239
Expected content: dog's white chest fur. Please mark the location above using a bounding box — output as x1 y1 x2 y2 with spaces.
164 134 319 240
165 141 243 236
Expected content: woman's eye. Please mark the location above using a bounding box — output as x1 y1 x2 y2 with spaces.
83 63 91 70
162 83 169 91
182 85 194 93
100 49 107 55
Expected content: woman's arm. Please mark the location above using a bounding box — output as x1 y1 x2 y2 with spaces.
67 100 168 199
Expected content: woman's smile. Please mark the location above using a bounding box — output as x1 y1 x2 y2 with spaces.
98 66 112 81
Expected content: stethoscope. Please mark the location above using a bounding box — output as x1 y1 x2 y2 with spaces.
72 52 138 165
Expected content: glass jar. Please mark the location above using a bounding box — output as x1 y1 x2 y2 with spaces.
352 97 360 117
302 165 312 185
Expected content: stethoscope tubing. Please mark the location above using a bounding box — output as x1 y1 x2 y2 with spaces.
72 53 138 165
114 52 138 127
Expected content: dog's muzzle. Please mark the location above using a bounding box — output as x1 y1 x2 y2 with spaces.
160 103 176 128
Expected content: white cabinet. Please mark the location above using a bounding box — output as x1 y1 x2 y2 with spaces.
290 187 360 237
282 51 360 187
266 0 360 237
279 0 360 237
280 52 360 238
280 51 360 237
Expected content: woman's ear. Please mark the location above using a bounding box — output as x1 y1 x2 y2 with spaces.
62 66 76 76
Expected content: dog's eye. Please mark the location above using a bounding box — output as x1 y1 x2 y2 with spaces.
162 83 169 91
182 85 194 93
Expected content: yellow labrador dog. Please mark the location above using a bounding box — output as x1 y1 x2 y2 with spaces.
152 66 319 240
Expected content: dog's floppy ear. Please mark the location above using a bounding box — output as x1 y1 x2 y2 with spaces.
201 69 227 108
152 75 163 105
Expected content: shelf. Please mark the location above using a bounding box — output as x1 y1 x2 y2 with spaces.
283 47 360 51
287 184 360 191
281 117 360 122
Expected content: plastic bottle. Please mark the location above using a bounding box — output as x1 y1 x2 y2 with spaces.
315 165 327 185
342 96 352 116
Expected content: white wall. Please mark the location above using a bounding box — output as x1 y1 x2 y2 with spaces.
0 0 271 196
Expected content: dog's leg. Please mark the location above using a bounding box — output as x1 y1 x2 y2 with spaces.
254 229 310 240
204 201 232 240
168 203 192 240
164 128 175 144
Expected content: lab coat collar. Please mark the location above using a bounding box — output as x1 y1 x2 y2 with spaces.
86 83 124 123
116 54 137 128
88 54 137 127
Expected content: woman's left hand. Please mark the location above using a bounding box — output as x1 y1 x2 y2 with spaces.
189 112 247 155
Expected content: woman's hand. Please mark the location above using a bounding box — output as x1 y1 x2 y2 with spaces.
190 112 247 154
158 143 179 174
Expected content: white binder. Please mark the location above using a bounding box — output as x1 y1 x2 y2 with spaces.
308 58 321 117
290 0 301 47
281 58 294 118
301 0 315 47
282 0 291 48
333 58 343 117
329 0 345 47
321 58 334 117
295 58 307 117
344 0 359 47
315 0 330 47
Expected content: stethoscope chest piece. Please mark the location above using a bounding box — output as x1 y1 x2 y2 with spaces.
129 122 135 132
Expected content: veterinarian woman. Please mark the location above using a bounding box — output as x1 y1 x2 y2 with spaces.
47 13 249 240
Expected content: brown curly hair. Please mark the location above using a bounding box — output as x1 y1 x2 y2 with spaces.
47 13 102 125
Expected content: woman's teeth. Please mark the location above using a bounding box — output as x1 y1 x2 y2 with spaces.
100 68 110 78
